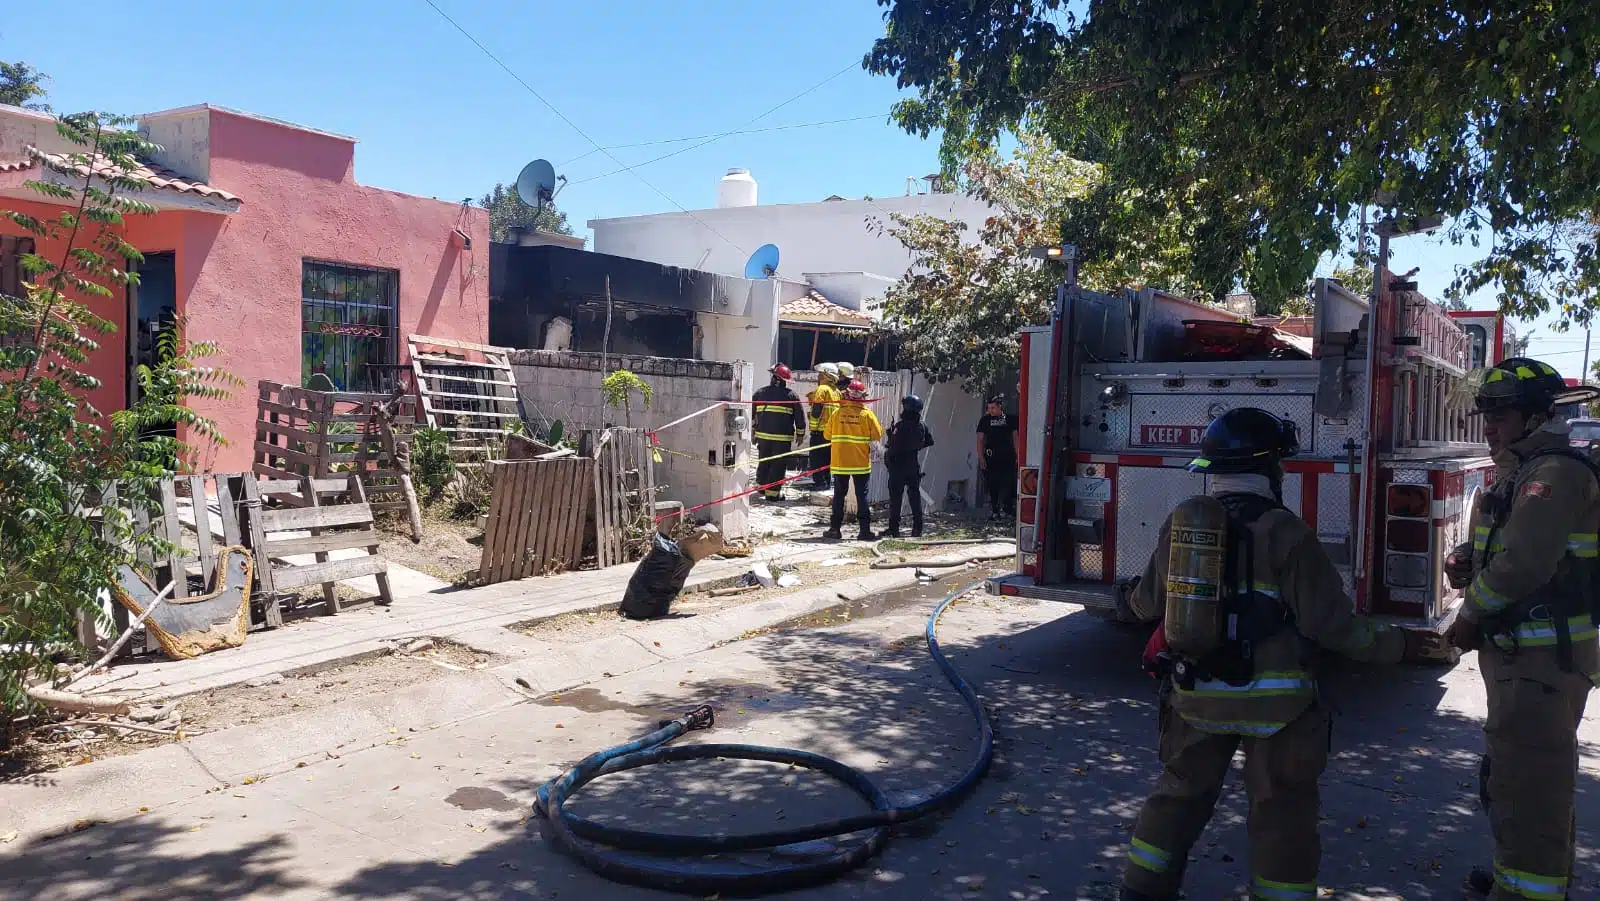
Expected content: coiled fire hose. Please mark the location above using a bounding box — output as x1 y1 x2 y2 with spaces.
533 580 994 896
867 535 1017 570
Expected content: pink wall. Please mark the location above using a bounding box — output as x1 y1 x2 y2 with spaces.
1 107 490 473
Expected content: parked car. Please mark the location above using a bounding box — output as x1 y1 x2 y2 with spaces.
1569 417 1600 449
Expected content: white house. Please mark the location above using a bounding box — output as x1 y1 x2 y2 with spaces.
588 169 997 514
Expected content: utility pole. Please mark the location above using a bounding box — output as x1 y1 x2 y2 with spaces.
1583 326 1592 386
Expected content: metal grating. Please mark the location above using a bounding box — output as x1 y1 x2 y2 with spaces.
301 260 399 393
1116 465 1204 579
1280 472 1303 519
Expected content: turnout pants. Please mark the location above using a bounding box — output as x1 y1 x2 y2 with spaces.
808 430 830 487
1123 696 1329 901
755 439 792 498
829 473 871 534
1480 648 1590 901
887 469 923 535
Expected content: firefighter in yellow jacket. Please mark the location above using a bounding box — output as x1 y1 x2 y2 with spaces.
1440 357 1598 901
822 380 883 541
806 363 842 490
1114 407 1443 901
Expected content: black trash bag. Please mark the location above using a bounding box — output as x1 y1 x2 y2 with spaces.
618 532 695 620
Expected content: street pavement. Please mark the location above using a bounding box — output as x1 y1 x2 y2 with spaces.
2 590 1596 901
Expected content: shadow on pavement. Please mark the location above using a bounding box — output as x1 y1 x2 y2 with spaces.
5 597 1598 901
0 817 305 901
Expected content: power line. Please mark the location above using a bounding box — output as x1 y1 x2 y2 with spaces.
557 113 887 168
419 0 747 254
568 60 864 186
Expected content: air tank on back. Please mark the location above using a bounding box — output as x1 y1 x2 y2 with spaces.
1163 495 1229 657
717 168 758 208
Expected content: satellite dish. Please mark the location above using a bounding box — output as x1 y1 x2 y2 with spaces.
515 159 562 212
744 243 780 279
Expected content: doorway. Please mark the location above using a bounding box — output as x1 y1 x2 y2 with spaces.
128 251 177 411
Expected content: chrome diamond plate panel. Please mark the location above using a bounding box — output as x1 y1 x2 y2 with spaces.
1392 469 1430 485
1116 465 1204 579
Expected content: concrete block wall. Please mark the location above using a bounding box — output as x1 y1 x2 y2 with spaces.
508 350 754 539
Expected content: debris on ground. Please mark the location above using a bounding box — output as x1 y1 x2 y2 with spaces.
618 525 724 620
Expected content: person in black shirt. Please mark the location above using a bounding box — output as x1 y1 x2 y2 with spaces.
884 394 935 537
976 396 1019 521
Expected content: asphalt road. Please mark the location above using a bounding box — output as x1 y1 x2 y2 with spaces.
2 588 1594 901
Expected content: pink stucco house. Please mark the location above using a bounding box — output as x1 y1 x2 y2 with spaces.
0 102 489 473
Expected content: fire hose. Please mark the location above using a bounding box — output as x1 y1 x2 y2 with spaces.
533 580 994 896
868 536 1017 570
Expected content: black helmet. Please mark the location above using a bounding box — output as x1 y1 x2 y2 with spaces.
1470 357 1564 416
1188 408 1300 474
901 394 924 415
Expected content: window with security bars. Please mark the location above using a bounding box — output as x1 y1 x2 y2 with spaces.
1 235 36 350
301 259 399 393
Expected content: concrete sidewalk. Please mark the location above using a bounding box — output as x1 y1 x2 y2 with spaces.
74 538 876 702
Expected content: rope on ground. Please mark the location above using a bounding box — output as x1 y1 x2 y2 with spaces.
532 580 994 896
868 536 1017 570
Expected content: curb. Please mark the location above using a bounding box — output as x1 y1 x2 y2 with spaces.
0 556 1003 847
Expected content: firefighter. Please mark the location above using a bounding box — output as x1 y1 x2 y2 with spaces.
977 396 1019 521
807 363 842 490
1439 357 1597 901
884 393 934 538
823 380 883 540
751 364 807 501
1114 407 1444 901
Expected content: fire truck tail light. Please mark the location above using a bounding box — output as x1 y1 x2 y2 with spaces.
1385 553 1430 589
1019 468 1039 496
1386 519 1431 552
1019 496 1037 525
1387 484 1430 518
1018 525 1036 552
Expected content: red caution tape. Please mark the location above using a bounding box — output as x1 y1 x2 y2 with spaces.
657 465 832 523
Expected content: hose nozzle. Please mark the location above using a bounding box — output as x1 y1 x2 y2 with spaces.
685 705 715 731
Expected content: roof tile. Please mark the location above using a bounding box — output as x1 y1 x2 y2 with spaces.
778 290 875 327
4 148 240 204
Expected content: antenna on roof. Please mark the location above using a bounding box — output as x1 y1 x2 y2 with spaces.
744 243 781 280
515 159 565 214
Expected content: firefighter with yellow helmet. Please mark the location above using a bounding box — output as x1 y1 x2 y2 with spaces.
1441 357 1599 901
1114 407 1443 901
806 363 843 490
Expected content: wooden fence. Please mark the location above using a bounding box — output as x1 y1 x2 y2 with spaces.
253 380 419 516
476 428 659 584
478 458 595 584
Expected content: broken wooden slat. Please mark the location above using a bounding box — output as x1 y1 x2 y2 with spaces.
258 503 375 533
187 474 216 586
271 555 387 591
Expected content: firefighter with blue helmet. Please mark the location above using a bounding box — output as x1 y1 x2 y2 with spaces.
1442 356 1599 901
1115 407 1443 901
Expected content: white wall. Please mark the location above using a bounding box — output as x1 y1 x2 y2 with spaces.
590 193 993 282
801 272 898 313
697 278 797 370
508 351 755 540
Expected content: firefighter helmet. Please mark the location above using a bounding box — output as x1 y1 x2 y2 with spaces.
817 362 840 383
837 362 856 380
1187 408 1300 474
901 394 924 415
1469 357 1564 416
1163 494 1228 658
844 380 868 401
770 363 793 381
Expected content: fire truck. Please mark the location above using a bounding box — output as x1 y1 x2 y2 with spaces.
988 267 1518 627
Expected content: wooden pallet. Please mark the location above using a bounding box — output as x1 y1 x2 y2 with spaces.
408 335 524 462
242 474 391 615
477 457 596 584
591 428 657 569
252 380 420 518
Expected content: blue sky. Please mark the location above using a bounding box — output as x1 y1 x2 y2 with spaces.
2 0 1585 375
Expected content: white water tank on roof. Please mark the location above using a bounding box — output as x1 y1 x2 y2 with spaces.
717 168 757 208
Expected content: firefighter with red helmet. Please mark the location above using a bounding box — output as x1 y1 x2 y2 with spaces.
1440 357 1598 901
751 364 807 501
1114 407 1443 901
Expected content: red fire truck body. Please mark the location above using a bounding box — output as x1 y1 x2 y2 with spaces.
989 273 1517 627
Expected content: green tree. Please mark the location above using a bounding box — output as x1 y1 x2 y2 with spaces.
866 0 1600 323
0 61 49 111
478 183 577 244
1 113 236 734
877 129 1205 389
